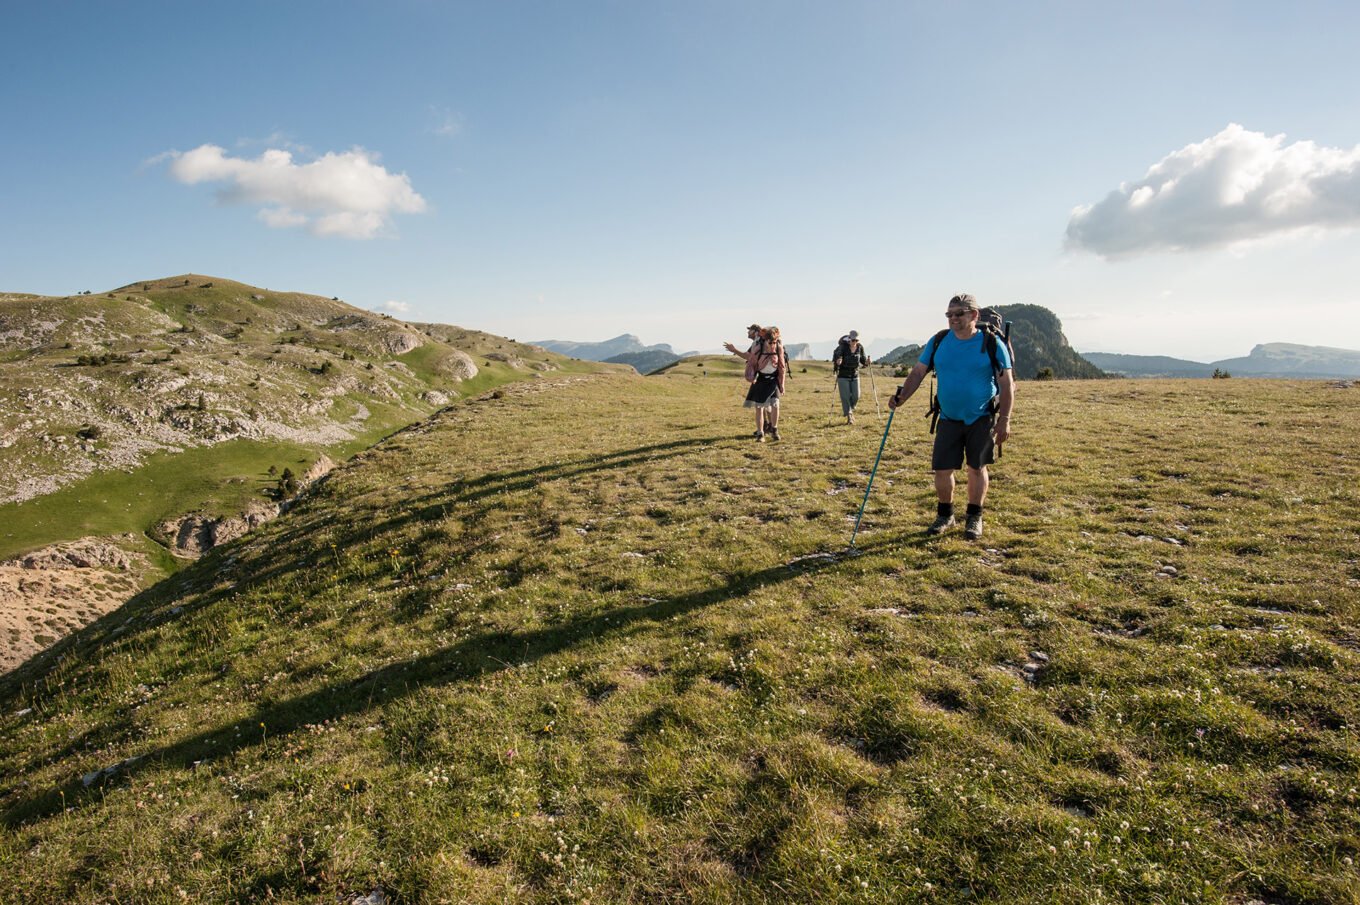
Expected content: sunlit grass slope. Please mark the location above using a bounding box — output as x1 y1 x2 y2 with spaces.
2 365 1358 903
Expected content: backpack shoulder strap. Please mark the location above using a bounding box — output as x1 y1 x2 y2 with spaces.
924 329 948 372
982 328 1002 376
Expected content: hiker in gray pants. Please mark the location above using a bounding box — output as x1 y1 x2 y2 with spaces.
832 331 870 424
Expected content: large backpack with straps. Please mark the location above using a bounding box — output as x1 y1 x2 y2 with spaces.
922 308 1014 440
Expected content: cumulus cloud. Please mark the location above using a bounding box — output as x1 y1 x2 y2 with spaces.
377 300 411 313
1066 124 1360 257
164 144 426 239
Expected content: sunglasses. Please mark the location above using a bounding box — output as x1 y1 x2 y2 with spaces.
945 310 974 318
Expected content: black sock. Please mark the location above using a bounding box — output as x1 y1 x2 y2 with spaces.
966 503 983 517
937 502 954 519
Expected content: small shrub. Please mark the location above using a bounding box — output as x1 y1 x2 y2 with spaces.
1212 368 1232 379
1035 367 1055 380
75 352 130 367
76 425 101 441
276 467 298 499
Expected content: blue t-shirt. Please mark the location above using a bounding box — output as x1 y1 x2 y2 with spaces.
920 330 1012 423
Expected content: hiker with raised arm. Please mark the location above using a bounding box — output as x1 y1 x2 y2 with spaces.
724 323 764 438
726 326 789 442
832 330 870 424
887 294 1013 539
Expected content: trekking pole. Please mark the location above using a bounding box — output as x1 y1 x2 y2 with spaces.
867 367 881 419
849 407 895 549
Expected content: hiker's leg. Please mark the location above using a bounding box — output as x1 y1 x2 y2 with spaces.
766 402 779 428
837 378 852 415
966 465 988 506
848 377 861 412
934 469 955 503
753 407 765 433
961 417 994 505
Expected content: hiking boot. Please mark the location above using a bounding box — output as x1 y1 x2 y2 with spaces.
926 514 956 535
847 412 855 424
964 512 984 540
755 431 765 442
768 425 781 441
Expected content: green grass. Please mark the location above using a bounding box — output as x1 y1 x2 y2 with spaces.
1 372 1357 903
0 440 334 561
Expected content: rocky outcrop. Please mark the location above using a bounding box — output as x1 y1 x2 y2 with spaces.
485 352 525 369
17 535 141 571
432 349 478 381
157 457 332 558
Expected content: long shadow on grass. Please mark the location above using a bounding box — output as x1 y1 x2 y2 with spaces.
251 434 732 583
2 535 888 827
1 436 734 689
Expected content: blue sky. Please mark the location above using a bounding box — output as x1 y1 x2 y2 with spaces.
4 1 1359 361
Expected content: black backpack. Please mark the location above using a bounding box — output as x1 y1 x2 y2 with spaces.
922 308 1014 437
832 337 864 373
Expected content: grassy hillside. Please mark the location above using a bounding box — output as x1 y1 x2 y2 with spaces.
2 365 1358 903
0 276 612 561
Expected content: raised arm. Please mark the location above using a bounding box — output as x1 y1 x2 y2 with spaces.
723 341 752 361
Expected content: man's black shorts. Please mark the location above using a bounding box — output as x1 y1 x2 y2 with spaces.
932 415 996 470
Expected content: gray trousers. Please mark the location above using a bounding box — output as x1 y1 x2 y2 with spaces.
837 376 860 415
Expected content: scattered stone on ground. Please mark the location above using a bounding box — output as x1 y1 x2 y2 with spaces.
81 755 143 788
0 535 150 673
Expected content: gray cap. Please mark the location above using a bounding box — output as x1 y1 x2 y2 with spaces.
948 293 979 310
848 330 859 340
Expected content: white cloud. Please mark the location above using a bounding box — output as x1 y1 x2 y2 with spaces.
377 300 411 313
258 207 307 228
164 144 426 239
1066 124 1360 258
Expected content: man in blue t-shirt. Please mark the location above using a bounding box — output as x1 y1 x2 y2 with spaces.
887 294 1014 540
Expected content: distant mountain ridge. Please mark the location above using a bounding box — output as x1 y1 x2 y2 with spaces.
531 334 677 362
604 349 685 375
1080 353 1215 378
1084 343 1360 378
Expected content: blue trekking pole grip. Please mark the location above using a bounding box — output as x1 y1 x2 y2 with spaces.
850 406 895 549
